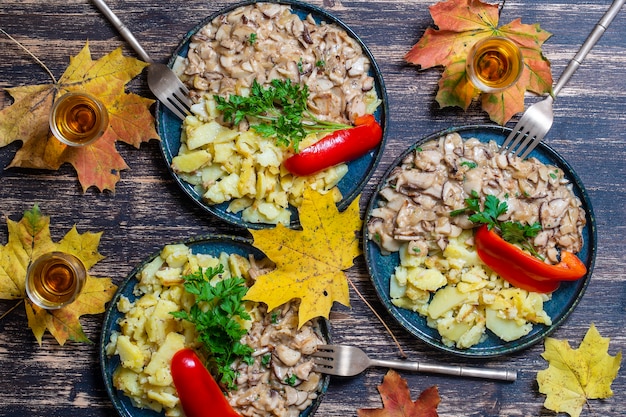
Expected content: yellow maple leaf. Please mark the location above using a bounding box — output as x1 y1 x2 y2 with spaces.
0 41 157 192
537 324 622 417
0 205 117 345
244 188 362 328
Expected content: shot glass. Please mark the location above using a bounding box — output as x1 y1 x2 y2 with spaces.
25 251 87 310
49 92 109 146
466 36 523 93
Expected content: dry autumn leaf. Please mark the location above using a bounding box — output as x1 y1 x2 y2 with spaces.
0 205 117 345
358 370 440 417
537 324 622 417
244 188 361 328
405 0 553 124
0 41 158 192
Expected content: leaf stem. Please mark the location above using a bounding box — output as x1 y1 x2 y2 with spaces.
0 27 57 84
0 299 24 322
346 276 407 359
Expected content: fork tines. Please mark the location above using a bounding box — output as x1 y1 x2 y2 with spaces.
500 124 534 158
311 345 336 373
311 345 334 360
165 86 193 120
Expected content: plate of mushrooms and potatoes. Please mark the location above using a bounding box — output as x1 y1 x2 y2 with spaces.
364 125 597 357
158 0 388 229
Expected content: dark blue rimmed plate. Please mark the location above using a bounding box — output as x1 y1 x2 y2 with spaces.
100 235 331 417
364 125 597 358
157 0 389 230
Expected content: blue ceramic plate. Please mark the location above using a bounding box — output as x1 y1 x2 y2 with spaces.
100 235 331 417
158 0 389 230
364 125 597 357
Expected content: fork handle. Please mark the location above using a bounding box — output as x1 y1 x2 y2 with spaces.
553 0 625 97
369 359 517 382
92 0 153 63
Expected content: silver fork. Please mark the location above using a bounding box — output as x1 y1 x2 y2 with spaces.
92 0 192 120
312 345 517 382
501 0 625 159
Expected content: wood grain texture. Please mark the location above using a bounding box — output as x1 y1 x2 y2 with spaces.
0 1 624 416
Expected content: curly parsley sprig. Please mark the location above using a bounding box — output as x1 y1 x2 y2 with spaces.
170 264 254 390
214 79 351 152
451 191 543 259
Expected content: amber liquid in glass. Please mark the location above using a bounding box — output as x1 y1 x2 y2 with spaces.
26 252 86 309
50 92 109 146
468 37 523 92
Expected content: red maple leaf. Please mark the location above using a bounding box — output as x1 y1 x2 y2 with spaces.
357 370 440 417
405 0 552 124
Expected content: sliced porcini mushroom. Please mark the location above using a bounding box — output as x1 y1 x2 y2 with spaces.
533 230 551 247
293 327 322 355
434 217 453 235
540 198 569 229
192 75 210 91
285 386 299 405
294 360 314 380
301 25 313 44
276 345 302 366
346 99 366 122
396 170 437 191
361 76 374 91
294 390 310 406
298 372 321 392
463 168 483 195
184 50 205 75
546 247 559 263
347 56 366 77
413 149 442 171
289 15 304 36
394 201 423 229
367 217 402 253
258 2 283 18
232 25 255 42
214 23 233 42
271 357 289 380
494 153 509 169
442 181 464 208
308 91 344 121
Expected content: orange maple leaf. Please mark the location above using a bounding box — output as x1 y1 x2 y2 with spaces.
405 0 552 125
244 188 361 328
0 205 117 345
0 42 158 192
358 370 440 417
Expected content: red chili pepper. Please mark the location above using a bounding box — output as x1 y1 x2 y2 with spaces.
474 225 587 293
170 349 241 417
283 114 383 176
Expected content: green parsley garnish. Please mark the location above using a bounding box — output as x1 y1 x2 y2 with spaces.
451 191 543 258
285 374 298 386
248 33 257 44
460 161 478 169
315 59 325 67
270 311 279 324
261 353 272 367
214 79 351 151
170 264 254 390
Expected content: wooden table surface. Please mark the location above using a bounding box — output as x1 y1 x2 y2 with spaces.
0 1 624 416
